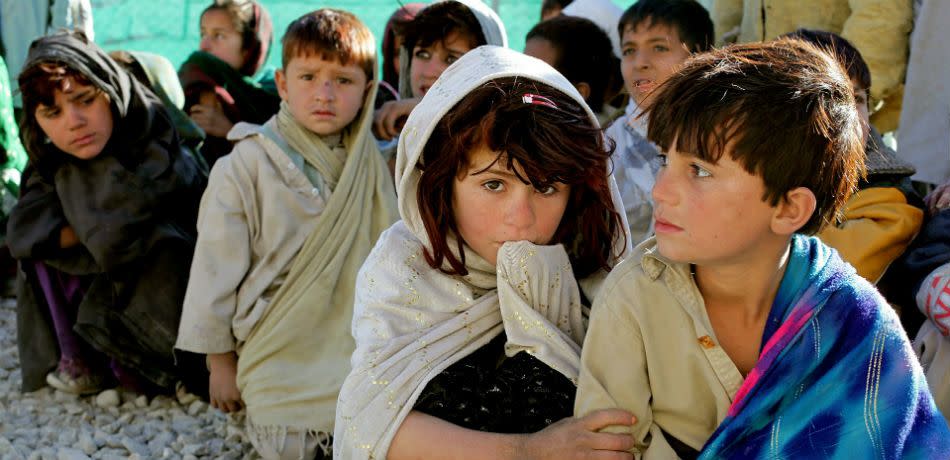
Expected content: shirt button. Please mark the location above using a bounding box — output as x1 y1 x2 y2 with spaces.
311 188 319 196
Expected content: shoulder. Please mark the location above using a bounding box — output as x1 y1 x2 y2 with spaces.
594 239 659 320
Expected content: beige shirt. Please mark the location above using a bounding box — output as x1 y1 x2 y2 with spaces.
175 122 327 354
575 238 744 458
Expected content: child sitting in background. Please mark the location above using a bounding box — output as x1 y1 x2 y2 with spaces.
575 39 949 458
608 0 712 246
524 15 623 125
179 0 280 166
175 9 397 459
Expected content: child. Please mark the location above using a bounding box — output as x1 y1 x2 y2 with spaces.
575 39 950 458
179 0 280 166
376 3 425 109
175 9 397 459
335 46 634 460
372 0 507 145
608 0 712 246
782 29 924 285
8 31 207 395
525 15 622 125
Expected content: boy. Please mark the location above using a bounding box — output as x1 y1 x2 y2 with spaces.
576 40 950 458
607 0 712 246
175 9 397 460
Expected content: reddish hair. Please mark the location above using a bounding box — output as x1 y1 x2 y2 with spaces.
416 77 625 278
281 8 376 82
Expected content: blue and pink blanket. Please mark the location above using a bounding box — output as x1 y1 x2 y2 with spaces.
699 235 950 459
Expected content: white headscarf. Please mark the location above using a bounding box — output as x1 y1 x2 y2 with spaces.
334 45 630 459
397 0 508 98
562 0 623 58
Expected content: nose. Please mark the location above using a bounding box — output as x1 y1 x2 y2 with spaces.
65 106 86 130
419 59 445 80
199 36 212 52
651 166 677 206
503 189 537 234
315 80 335 102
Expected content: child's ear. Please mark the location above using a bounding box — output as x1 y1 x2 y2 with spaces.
574 82 591 101
275 69 289 102
771 187 817 235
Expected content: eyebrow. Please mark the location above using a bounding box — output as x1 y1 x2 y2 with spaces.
470 165 521 179
67 89 96 102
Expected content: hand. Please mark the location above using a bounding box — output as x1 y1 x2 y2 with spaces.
208 352 243 413
373 98 420 141
520 409 637 460
189 103 234 138
925 179 950 215
59 226 79 249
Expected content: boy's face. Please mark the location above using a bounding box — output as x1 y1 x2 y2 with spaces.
621 21 691 106
651 142 779 265
276 54 370 136
410 30 476 98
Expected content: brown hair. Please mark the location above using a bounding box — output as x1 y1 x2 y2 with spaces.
18 62 109 169
781 29 871 92
281 8 376 82
644 39 865 235
417 77 625 278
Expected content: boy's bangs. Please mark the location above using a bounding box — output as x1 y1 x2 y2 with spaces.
20 63 94 110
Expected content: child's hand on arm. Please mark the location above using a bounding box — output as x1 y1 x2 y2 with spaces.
373 98 420 141
521 409 637 460
208 351 243 413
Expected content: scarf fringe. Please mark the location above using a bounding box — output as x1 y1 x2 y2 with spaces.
246 419 332 459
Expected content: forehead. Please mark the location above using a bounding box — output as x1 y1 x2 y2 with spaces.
200 8 237 29
418 30 477 52
286 52 364 74
621 20 683 45
524 37 559 67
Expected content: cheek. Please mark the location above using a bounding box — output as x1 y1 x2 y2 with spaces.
536 195 570 242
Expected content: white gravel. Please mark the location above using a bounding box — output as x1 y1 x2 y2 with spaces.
0 298 258 459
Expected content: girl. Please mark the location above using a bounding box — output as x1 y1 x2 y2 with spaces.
8 31 207 396
376 3 425 109
373 0 507 145
179 0 280 166
336 45 636 460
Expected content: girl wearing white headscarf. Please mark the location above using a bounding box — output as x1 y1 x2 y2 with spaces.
373 0 507 161
335 45 636 460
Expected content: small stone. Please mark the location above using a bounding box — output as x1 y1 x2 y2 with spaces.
94 389 120 408
186 399 205 416
63 403 83 415
134 395 148 408
181 443 207 456
120 436 149 457
183 455 198 460
56 448 91 460
78 431 96 455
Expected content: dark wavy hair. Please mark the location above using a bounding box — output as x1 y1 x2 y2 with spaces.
416 77 625 278
402 1 486 54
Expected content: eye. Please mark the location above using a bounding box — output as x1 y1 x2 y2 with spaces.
413 49 431 60
621 47 635 57
299 73 314 81
690 163 711 178
81 95 96 106
336 77 352 85
538 185 559 196
446 54 461 65
653 45 669 52
482 180 505 192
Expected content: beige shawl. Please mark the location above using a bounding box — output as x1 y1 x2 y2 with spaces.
235 54 399 442
334 45 631 459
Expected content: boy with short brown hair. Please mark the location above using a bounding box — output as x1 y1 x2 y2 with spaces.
176 8 397 459
576 39 949 458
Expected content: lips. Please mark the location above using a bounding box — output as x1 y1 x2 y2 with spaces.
311 109 335 117
633 79 655 91
71 134 96 147
654 215 683 233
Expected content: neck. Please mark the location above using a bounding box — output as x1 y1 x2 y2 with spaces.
693 238 792 320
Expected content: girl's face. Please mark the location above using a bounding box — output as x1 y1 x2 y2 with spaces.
34 78 114 160
200 8 246 71
410 30 476 98
452 143 571 265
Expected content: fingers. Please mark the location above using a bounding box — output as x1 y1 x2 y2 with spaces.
588 432 636 452
580 409 637 431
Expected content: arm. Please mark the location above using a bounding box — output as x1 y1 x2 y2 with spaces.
388 410 636 460
576 287 677 458
373 97 420 141
841 0 913 103
176 154 253 355
6 166 69 259
817 187 924 283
